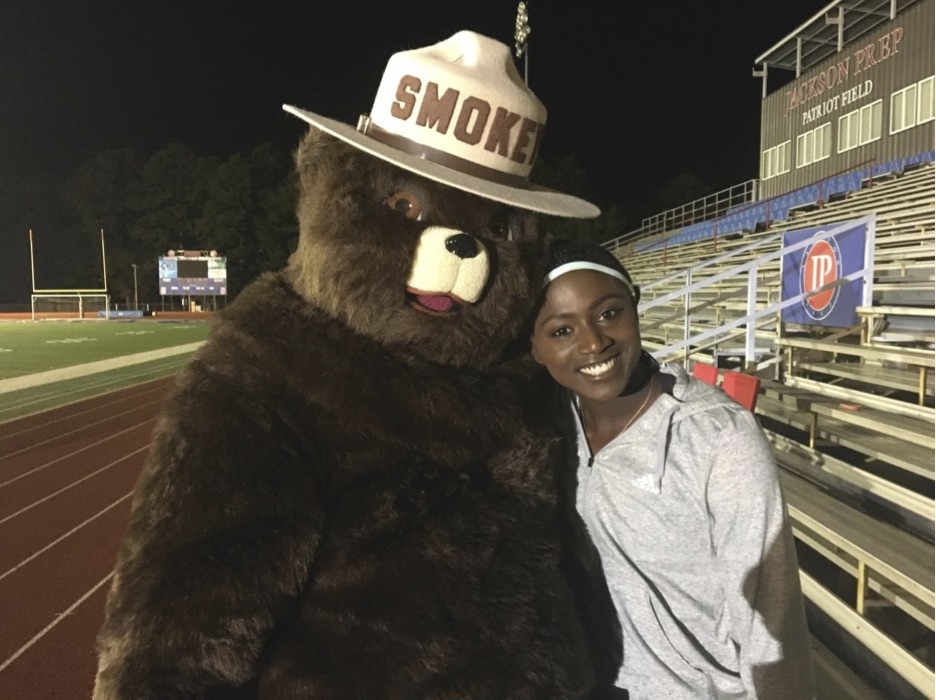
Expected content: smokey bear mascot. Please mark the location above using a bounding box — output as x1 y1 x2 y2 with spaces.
92 30 608 700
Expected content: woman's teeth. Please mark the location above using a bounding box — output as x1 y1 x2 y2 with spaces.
580 357 616 376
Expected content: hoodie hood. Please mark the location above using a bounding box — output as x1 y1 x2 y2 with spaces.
648 364 740 492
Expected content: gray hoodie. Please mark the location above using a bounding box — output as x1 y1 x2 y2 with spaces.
574 364 815 700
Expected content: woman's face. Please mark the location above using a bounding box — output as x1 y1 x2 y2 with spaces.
530 269 642 403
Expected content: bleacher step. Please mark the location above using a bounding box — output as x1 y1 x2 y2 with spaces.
768 431 934 525
779 471 935 608
811 402 934 450
811 636 885 700
755 380 934 478
795 360 935 400
811 415 934 480
755 394 817 434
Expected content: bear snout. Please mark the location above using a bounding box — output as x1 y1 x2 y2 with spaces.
407 226 490 306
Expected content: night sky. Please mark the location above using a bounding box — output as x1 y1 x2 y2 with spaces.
1 2 830 205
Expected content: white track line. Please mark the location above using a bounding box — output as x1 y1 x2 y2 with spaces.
0 398 162 462
0 571 115 674
0 385 165 443
0 492 133 583
0 419 153 490
0 445 149 524
0 360 185 419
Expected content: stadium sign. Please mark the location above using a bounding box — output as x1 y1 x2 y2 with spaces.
780 219 870 327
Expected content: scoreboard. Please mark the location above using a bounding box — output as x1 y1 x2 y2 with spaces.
158 253 227 296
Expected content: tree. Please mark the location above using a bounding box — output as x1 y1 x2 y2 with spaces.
193 143 297 295
130 144 218 254
64 148 143 302
541 203 628 247
194 152 253 292
128 144 218 302
653 172 712 214
247 143 299 275
532 153 631 246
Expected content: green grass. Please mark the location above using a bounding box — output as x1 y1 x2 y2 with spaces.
0 319 211 379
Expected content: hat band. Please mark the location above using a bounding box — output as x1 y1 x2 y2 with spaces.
360 117 531 189
544 262 636 297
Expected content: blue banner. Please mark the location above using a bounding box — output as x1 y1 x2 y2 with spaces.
780 220 868 327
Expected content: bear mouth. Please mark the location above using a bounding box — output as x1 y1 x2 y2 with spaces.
406 289 464 317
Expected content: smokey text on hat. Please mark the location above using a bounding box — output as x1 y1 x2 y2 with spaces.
389 75 546 168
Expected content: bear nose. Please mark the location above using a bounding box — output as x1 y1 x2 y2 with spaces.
445 234 480 259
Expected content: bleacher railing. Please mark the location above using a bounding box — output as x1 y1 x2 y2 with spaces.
641 214 877 366
603 179 758 253
607 150 933 269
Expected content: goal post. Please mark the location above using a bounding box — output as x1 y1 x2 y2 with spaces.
28 228 111 321
31 293 111 320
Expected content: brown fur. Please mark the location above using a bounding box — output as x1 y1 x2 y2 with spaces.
92 129 594 699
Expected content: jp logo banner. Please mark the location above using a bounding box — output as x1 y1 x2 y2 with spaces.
780 220 869 327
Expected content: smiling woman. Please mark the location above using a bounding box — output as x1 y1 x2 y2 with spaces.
529 239 817 700
530 239 655 453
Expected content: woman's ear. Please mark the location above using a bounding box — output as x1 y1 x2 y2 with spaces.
530 344 543 365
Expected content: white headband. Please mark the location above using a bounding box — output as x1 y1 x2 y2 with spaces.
544 261 636 298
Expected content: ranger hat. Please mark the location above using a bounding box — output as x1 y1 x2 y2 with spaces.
283 30 599 219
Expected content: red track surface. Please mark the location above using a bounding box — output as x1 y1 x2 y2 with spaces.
0 376 177 700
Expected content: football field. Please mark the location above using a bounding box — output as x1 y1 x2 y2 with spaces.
0 319 210 423
0 319 210 379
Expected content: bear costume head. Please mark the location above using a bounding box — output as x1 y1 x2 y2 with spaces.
92 30 605 700
283 30 597 367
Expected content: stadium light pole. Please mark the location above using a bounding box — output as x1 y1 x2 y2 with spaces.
514 1 531 84
131 263 139 310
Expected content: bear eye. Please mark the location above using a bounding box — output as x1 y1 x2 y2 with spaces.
386 191 422 221
489 216 518 242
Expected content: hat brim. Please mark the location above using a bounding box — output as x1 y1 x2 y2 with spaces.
283 105 600 219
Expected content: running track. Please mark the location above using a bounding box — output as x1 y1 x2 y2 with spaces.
0 375 177 700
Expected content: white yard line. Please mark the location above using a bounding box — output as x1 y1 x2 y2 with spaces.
0 419 152 488
0 384 165 442
0 492 133 583
0 341 204 394
0 359 187 421
0 571 115 674
0 399 162 463
0 444 147 525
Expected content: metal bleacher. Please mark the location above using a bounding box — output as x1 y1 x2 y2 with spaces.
608 159 936 700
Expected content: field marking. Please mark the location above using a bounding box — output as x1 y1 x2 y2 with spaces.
0 570 115 674
0 341 204 394
0 444 148 525
0 422 152 491
0 398 162 463
0 361 185 420
0 385 166 443
0 492 133 583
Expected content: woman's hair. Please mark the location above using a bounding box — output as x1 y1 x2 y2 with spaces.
544 238 640 304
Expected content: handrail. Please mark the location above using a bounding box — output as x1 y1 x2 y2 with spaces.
643 214 877 365
610 158 878 262
640 232 784 293
602 179 757 253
